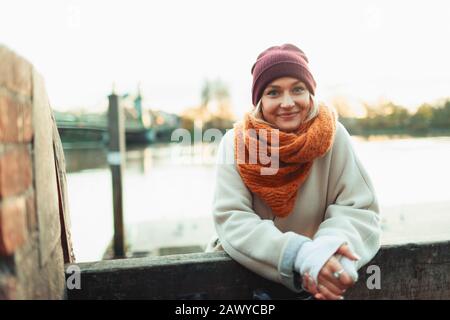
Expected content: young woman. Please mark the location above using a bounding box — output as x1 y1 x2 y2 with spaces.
206 44 381 300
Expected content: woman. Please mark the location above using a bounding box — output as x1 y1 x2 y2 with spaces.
205 44 381 300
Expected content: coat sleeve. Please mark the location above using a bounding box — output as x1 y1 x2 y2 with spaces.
211 129 310 292
313 122 382 271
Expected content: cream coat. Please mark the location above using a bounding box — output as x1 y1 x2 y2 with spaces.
206 122 381 292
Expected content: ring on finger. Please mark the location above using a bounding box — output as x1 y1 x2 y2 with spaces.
332 268 345 280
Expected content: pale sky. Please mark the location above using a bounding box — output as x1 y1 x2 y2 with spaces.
1 0 450 118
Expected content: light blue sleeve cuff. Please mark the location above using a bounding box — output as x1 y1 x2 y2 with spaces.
278 233 312 292
294 235 347 284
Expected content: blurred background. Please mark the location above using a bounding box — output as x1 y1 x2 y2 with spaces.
2 0 449 262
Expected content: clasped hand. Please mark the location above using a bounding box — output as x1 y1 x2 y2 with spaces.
301 244 359 300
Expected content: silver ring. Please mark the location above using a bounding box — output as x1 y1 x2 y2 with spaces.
333 269 345 279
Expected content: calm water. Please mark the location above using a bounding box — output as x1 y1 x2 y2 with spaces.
64 136 450 262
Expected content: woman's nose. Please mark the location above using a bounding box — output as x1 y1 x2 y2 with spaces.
280 93 295 108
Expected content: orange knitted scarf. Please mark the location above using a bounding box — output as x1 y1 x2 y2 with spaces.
234 104 337 217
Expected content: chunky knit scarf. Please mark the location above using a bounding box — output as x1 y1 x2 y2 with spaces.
234 104 337 217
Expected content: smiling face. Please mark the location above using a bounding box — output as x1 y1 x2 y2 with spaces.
260 77 312 132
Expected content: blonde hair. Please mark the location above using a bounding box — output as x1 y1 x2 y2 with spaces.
252 94 320 124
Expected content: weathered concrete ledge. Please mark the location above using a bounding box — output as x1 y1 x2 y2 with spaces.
66 240 450 300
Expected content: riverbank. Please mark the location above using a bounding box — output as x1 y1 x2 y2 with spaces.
65 136 450 263
119 200 450 259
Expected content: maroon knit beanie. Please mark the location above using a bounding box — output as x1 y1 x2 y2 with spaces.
251 44 316 106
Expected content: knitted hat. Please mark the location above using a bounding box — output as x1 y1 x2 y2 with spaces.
251 44 316 106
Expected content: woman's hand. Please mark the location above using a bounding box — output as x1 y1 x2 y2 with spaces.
301 244 359 300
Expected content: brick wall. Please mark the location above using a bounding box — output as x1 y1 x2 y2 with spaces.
0 45 73 299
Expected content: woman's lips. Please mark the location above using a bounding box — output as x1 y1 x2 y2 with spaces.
278 111 300 119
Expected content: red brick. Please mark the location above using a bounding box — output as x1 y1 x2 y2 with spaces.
0 95 19 142
0 94 33 143
0 146 33 198
0 45 32 97
0 197 27 256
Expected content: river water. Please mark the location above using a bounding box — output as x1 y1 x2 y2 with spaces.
64 135 450 262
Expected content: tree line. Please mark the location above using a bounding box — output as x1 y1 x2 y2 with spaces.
338 99 450 136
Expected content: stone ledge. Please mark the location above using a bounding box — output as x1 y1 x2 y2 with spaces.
66 240 450 300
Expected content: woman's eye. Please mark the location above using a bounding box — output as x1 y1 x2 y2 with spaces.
293 87 304 93
267 90 278 96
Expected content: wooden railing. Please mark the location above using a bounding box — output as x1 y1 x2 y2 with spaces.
65 240 450 300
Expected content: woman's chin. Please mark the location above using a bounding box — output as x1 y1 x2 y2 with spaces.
277 120 302 132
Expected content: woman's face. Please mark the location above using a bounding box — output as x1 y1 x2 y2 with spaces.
260 77 311 132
